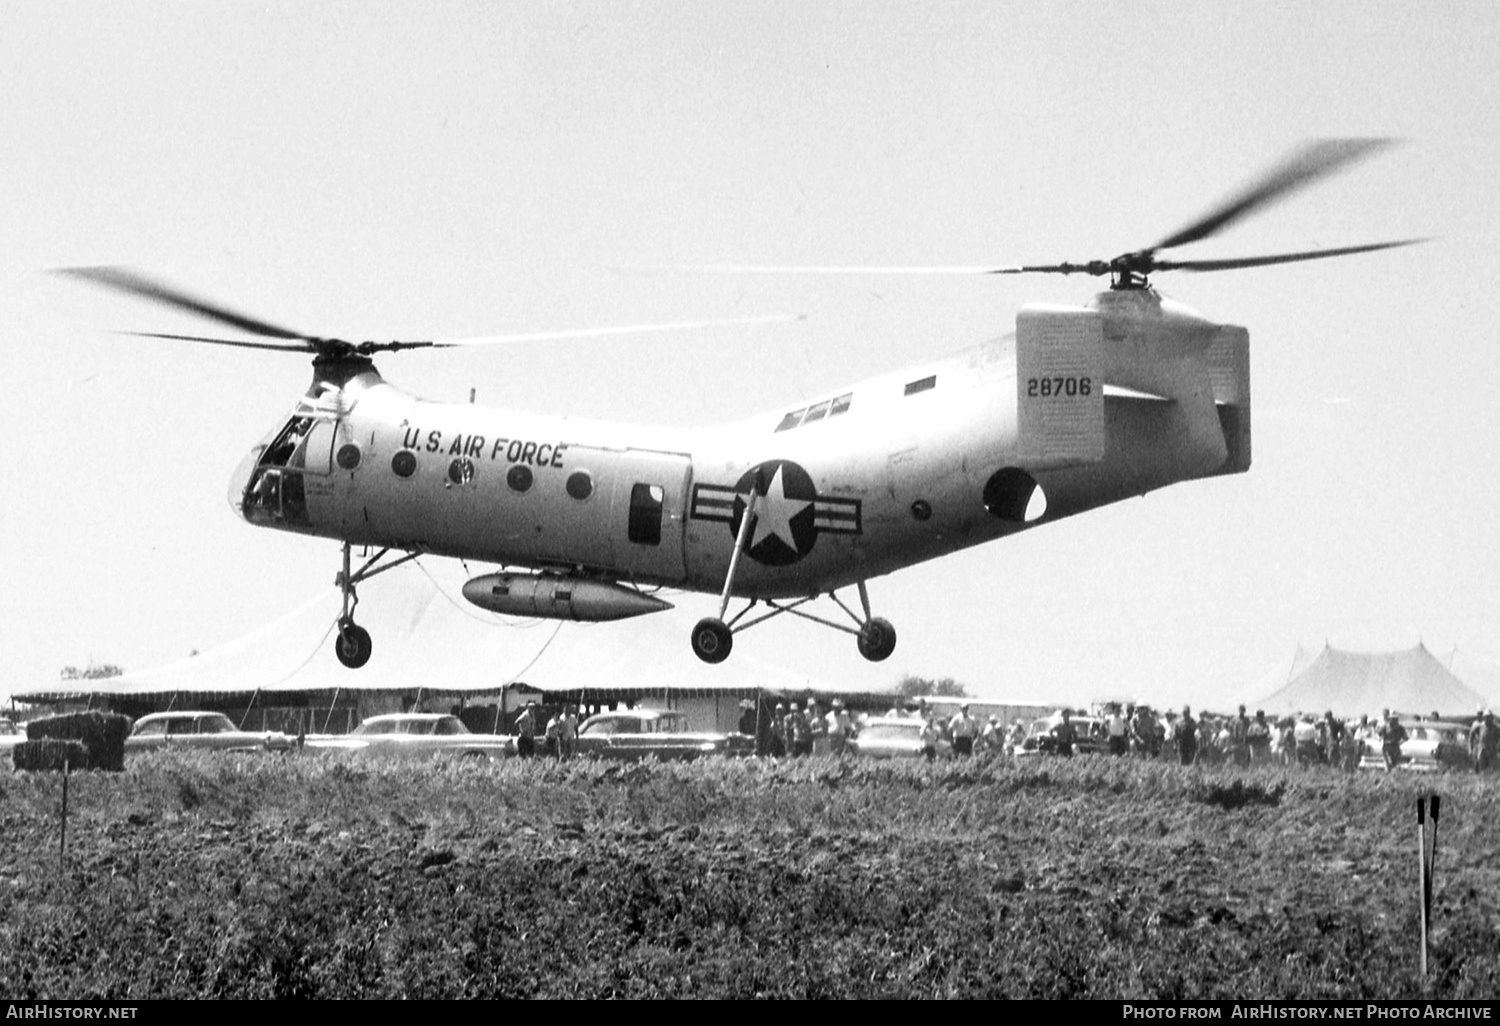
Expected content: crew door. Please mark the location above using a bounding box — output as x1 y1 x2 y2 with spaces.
609 450 691 583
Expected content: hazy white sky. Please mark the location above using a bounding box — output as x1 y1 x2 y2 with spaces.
3 1 1497 709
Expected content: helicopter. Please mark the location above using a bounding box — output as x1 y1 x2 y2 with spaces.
63 139 1418 670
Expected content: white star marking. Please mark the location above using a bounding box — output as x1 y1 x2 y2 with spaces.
742 465 812 553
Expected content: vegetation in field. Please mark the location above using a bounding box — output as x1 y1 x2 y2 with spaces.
0 753 1496 998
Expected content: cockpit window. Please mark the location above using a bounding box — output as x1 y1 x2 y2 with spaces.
262 417 314 468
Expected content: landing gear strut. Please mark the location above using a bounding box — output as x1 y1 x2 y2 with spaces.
690 479 896 664
331 541 420 669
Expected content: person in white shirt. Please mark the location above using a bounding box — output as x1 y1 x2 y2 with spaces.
948 704 980 756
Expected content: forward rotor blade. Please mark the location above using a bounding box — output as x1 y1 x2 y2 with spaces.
424 312 805 348
56 265 312 341
1153 238 1426 273
123 330 317 353
1154 138 1397 252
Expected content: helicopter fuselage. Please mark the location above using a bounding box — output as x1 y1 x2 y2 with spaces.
232 288 1251 612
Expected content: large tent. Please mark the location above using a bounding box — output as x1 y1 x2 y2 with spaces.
13 562 888 710
1249 642 1489 719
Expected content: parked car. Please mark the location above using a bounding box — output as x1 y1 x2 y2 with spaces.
1015 713 1108 757
307 713 512 761
1359 720 1473 772
0 719 24 761
126 711 295 754
847 716 953 759
572 708 752 761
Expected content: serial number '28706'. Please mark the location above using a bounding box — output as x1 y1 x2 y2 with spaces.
1025 376 1093 398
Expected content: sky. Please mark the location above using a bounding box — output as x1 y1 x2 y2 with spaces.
2 1 1498 710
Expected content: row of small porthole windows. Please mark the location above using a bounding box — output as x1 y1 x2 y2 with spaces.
388 448 595 500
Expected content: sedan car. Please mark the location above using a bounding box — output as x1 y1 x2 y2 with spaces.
1015 714 1108 757
0 719 24 761
307 713 512 761
126 711 296 753
847 717 953 760
1359 720 1473 772
572 709 752 761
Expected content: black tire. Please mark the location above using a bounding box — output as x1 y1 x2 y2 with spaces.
857 617 897 662
335 621 373 669
690 617 733 664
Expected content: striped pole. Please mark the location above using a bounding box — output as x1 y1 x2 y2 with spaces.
1416 797 1428 977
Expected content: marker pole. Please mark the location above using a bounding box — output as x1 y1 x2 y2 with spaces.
1426 795 1441 923
1416 797 1428 977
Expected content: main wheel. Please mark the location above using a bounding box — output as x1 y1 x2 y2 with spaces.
690 617 733 664
335 620 373 669
857 617 897 662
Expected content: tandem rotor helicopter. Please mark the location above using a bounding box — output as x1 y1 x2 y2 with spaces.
64 139 1418 670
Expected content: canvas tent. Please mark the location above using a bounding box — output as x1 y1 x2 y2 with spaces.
1447 650 1500 709
1248 642 1489 719
14 562 893 725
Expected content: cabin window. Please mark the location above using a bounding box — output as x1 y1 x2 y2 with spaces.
566 470 594 501
801 399 832 424
774 393 854 433
391 450 417 478
448 458 476 485
628 483 665 545
904 375 936 396
507 464 534 493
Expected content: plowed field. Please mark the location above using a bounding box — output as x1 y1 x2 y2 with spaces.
1 753 1496 998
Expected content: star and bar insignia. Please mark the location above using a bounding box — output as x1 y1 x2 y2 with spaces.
690 459 862 566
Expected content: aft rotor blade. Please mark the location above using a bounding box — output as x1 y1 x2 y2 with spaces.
423 312 806 348
123 330 317 353
1153 238 1426 273
57 266 312 341
987 261 1113 277
630 263 1019 276
1153 138 1397 252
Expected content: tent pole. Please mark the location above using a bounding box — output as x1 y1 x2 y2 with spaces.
236 689 261 731
321 688 340 734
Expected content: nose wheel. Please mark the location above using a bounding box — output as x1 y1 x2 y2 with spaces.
329 541 421 670
335 619 373 669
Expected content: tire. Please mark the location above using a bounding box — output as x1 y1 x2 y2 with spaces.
857 617 897 662
690 617 733 664
335 621 373 669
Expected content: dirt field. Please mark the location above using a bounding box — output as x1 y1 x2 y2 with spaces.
1 752 1496 998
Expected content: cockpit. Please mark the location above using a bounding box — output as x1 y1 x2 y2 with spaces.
230 388 348 526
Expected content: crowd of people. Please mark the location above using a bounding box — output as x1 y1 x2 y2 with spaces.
1034 703 1500 772
500 694 1500 772
742 696 1035 761
740 695 1500 771
510 700 580 759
